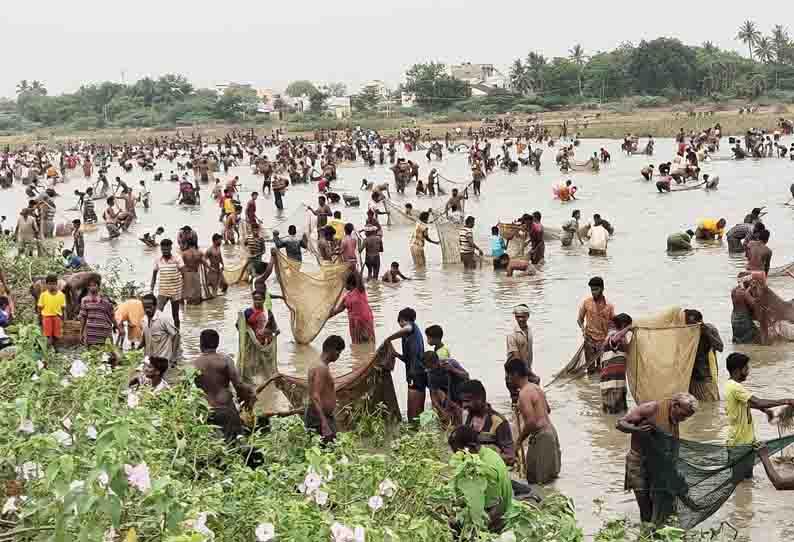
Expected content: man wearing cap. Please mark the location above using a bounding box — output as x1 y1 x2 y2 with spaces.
577 277 615 372
505 304 539 402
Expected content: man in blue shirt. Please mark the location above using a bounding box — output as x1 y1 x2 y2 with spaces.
385 307 425 422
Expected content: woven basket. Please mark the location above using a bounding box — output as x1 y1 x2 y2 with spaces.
62 320 82 346
498 223 523 241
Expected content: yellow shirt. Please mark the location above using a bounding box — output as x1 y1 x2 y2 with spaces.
328 219 345 241
725 379 755 445
697 218 724 237
223 198 235 214
37 290 66 317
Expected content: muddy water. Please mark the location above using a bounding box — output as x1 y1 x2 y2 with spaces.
4 138 794 537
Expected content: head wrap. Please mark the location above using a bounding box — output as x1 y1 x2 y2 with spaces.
513 304 530 315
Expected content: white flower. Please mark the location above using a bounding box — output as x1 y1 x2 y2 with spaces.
127 392 140 409
62 417 72 430
378 479 397 498
314 489 328 506
16 462 42 481
367 495 383 512
255 522 275 542
2 497 18 515
96 364 110 376
60 378 71 388
31 374 39 382
353 527 365 542
338 455 350 465
36 361 44 370
124 463 151 493
103 527 117 542
190 512 214 539
69 359 88 378
97 471 110 489
51 430 73 447
497 531 516 542
17 419 34 433
101 353 110 363
86 425 98 440
69 480 85 492
331 523 354 542
303 470 322 495
324 465 334 482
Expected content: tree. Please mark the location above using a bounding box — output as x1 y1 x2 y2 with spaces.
569 44 588 97
771 25 792 63
509 59 530 95
403 62 470 111
702 41 718 55
308 91 329 114
286 80 318 98
628 38 698 95
737 20 761 60
326 82 347 97
352 85 381 113
215 85 258 120
16 80 29 95
754 37 774 64
526 52 548 93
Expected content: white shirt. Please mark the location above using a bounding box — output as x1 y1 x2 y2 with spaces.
589 225 609 251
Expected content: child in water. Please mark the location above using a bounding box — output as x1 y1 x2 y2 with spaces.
140 227 165 248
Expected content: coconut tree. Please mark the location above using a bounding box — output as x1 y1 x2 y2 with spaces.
16 80 30 95
754 37 774 64
737 20 761 60
771 25 791 63
702 41 718 55
29 80 47 96
510 59 530 95
569 44 588 97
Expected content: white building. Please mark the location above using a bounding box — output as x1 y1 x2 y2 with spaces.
447 63 508 90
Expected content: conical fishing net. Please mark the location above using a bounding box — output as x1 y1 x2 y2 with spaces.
236 311 278 414
272 249 349 344
643 431 794 528
435 218 461 264
384 199 418 226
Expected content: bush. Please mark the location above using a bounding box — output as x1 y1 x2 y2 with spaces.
510 104 544 114
635 96 670 108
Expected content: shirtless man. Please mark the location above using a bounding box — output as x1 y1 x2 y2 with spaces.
745 229 772 275
617 393 697 524
382 261 411 283
317 226 336 263
307 196 332 233
204 233 228 297
445 188 467 215
192 329 255 441
181 238 205 305
305 335 346 442
506 359 561 484
641 165 654 181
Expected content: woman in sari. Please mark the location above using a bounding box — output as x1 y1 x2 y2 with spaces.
410 212 439 267
328 271 375 344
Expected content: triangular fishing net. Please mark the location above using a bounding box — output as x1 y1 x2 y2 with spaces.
383 198 418 226
272 249 349 344
236 311 278 414
626 307 700 403
644 431 794 528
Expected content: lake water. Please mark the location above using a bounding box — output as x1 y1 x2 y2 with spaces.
3 137 794 538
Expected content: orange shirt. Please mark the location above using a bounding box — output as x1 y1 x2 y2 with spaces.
578 297 615 343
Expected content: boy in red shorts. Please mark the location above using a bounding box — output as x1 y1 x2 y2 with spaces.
37 274 66 349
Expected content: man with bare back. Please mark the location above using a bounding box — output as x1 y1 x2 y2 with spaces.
506 358 561 485
305 335 346 443
204 233 228 297
181 238 205 305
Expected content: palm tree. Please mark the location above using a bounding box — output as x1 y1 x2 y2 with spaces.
509 59 530 95
702 41 718 55
737 20 761 60
754 37 774 64
29 80 46 96
569 44 588 97
16 80 30 95
526 52 547 93
771 25 791 63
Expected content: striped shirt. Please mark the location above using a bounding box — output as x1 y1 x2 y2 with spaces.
155 255 184 298
246 234 265 258
83 199 96 220
458 227 474 255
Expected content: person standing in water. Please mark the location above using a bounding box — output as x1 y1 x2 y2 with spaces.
577 276 615 372
410 211 439 267
306 335 346 443
328 271 375 345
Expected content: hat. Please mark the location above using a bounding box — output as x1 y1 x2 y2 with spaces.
513 304 530 315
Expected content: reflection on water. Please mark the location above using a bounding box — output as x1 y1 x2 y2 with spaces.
4 137 794 536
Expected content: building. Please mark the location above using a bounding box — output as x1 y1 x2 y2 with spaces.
215 82 254 96
327 96 352 119
447 63 508 90
359 80 390 100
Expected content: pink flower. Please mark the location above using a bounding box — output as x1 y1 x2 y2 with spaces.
17 419 34 434
367 495 383 511
69 359 88 378
124 463 151 493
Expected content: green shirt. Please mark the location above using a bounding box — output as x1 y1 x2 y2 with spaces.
479 446 513 516
436 345 451 360
667 232 692 248
725 379 755 445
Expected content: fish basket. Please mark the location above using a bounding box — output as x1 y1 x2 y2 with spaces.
5 479 23 497
61 320 82 346
498 223 523 241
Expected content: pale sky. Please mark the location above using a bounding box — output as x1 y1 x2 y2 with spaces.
0 1 790 98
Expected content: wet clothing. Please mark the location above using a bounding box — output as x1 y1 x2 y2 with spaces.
401 322 426 390
666 232 692 251
725 379 755 446
78 294 115 346
689 324 722 402
731 308 760 344
343 288 375 344
524 423 562 484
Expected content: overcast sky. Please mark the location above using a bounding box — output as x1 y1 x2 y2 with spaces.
0 1 789 98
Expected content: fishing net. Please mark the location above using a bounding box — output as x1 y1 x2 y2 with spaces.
757 283 794 343
236 311 278 414
383 199 418 226
626 307 700 404
272 249 349 344
643 431 794 528
768 261 794 278
435 218 461 264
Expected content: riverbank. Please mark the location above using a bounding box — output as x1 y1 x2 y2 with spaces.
0 104 789 147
